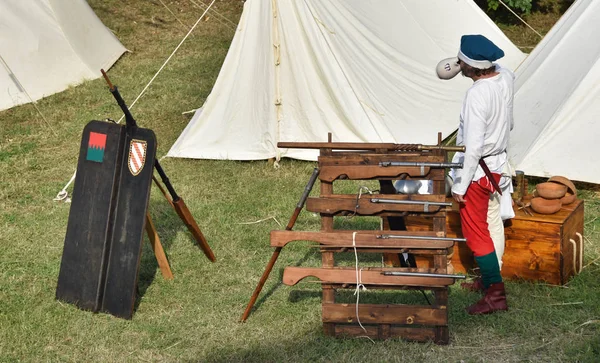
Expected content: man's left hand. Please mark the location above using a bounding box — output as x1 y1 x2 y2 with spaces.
453 192 466 204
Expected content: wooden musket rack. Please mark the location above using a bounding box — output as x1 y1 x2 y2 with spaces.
271 135 463 344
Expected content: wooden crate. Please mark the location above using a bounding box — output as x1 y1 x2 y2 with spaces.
406 200 584 285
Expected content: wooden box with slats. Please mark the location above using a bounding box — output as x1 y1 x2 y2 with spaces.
406 200 584 285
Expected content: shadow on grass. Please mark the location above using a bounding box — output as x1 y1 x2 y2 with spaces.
134 191 213 312
247 248 321 315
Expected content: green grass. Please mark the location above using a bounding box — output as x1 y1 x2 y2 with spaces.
1 1 599 362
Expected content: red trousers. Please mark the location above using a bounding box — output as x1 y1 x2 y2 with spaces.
459 174 501 257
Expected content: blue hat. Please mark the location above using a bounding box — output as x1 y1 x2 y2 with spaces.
458 35 504 69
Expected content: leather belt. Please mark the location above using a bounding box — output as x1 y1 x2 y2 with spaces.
478 158 502 195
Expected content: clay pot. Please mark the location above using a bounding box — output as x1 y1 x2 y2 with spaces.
530 197 562 214
535 182 567 199
560 191 577 205
548 175 577 199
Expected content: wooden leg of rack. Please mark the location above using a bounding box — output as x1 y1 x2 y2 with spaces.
145 212 174 280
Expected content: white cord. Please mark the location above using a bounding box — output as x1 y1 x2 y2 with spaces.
352 232 368 333
188 0 238 30
349 186 375 218
115 0 217 125
54 0 217 201
0 55 57 136
158 0 191 31
498 0 543 39
54 171 76 202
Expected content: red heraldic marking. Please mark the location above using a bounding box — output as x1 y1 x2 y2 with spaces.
128 139 147 176
87 132 107 163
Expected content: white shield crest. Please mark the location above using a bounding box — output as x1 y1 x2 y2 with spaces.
128 139 147 176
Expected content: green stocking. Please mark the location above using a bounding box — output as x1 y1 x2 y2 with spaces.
475 251 502 289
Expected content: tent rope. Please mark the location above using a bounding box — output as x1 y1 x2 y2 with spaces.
55 0 217 202
115 0 217 124
189 0 237 30
0 55 58 137
158 0 192 31
498 0 543 39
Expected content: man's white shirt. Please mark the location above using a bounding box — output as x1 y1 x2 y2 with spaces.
451 64 515 196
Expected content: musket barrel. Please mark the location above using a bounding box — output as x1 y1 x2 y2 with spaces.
369 198 452 207
381 271 466 279
153 161 179 202
277 141 465 152
101 69 137 129
379 161 463 168
377 234 466 243
297 168 319 209
100 69 178 202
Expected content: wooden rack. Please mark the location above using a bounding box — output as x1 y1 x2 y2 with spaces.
276 135 459 344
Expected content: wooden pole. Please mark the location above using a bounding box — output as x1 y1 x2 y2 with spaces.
240 168 320 322
145 213 174 280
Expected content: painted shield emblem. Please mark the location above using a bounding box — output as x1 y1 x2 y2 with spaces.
128 139 147 176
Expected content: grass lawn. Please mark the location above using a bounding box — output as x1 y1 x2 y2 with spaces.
1 0 599 361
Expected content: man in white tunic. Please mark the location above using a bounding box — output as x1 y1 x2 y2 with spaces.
439 34 514 315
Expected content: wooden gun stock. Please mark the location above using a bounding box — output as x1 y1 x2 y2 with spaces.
240 168 320 322
283 267 453 287
173 198 216 262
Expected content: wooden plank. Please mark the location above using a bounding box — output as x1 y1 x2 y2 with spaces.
322 303 446 325
101 126 157 319
332 324 438 342
560 201 584 283
390 326 438 343
282 267 454 287
56 121 126 312
270 230 453 248
502 266 562 284
145 213 174 280
334 324 379 339
318 153 443 165
379 324 391 340
320 177 336 336
306 194 448 215
56 122 157 319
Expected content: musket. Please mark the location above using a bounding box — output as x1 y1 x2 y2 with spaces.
277 141 465 152
381 271 466 279
379 161 463 168
101 69 216 262
377 234 467 243
240 167 320 322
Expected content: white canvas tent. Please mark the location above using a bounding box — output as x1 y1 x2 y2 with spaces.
510 0 600 184
168 0 526 161
0 0 127 111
